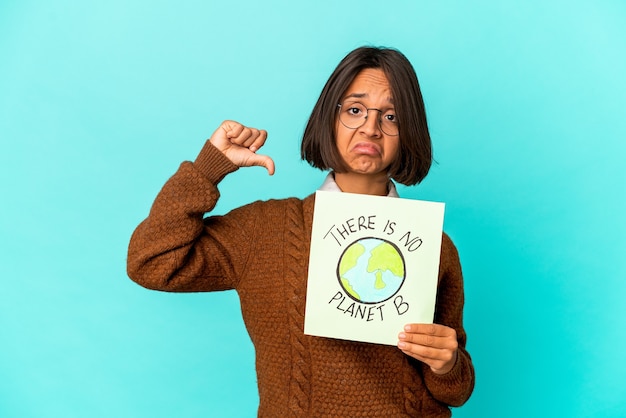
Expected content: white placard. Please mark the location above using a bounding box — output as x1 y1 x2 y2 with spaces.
304 190 445 346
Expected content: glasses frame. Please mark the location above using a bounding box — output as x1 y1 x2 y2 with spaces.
336 101 399 136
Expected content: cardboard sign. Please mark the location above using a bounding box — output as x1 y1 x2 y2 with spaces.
304 190 445 346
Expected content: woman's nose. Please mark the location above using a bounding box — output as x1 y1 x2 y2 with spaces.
360 110 382 137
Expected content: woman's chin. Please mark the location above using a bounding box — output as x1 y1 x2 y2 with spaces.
349 161 385 175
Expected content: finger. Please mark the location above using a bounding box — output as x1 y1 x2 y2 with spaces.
398 344 457 374
228 126 255 145
403 323 456 338
398 331 457 350
398 342 445 360
220 120 245 139
248 129 268 153
210 121 243 152
239 128 262 148
221 122 259 147
228 127 265 150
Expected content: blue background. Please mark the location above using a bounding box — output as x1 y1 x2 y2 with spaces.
1 1 625 417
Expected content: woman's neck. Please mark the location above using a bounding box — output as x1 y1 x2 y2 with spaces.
333 172 390 196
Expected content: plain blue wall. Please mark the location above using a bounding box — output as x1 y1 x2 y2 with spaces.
1 1 625 417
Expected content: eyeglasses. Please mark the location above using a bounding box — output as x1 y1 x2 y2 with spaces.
337 100 399 136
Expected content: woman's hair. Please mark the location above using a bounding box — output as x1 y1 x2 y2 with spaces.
301 46 432 186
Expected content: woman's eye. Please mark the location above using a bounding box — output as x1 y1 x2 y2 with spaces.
385 113 397 123
348 107 362 115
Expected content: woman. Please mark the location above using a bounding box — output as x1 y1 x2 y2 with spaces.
128 46 474 416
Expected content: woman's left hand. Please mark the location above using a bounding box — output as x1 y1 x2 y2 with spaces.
397 323 459 375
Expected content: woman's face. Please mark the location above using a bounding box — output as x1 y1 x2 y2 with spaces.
334 68 400 177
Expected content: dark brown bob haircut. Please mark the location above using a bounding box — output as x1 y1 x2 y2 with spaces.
301 46 432 186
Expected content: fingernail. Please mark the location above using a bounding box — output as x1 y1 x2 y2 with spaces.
398 333 406 339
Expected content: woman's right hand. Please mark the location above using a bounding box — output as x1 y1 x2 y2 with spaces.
209 120 275 175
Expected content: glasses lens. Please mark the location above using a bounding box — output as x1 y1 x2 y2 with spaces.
339 101 367 129
380 109 399 136
338 101 398 136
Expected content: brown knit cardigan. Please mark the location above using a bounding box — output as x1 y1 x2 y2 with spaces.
127 141 475 417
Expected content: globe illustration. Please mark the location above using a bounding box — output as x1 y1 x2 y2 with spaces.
337 237 406 304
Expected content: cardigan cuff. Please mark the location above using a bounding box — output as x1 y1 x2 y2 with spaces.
422 350 474 406
193 140 239 185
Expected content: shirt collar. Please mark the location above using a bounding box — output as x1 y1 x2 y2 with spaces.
318 172 399 197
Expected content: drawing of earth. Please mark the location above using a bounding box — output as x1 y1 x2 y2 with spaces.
337 237 406 304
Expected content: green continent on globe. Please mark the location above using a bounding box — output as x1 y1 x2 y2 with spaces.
374 271 385 290
340 278 359 300
367 242 404 290
339 242 365 300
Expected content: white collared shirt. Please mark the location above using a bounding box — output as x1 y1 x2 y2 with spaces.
318 172 399 197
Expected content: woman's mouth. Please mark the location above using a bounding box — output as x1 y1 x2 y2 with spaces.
351 142 381 156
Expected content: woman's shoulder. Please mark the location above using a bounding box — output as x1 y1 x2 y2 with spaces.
232 194 313 216
247 193 313 207
442 231 456 249
441 231 462 266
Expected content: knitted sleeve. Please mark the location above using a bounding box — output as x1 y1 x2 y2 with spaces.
421 233 475 406
127 140 256 292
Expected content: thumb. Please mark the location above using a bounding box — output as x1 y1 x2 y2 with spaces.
247 153 275 175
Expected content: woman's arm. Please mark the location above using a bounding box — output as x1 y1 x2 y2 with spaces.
397 233 475 406
127 121 274 292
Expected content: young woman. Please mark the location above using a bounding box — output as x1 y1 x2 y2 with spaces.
128 46 474 417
